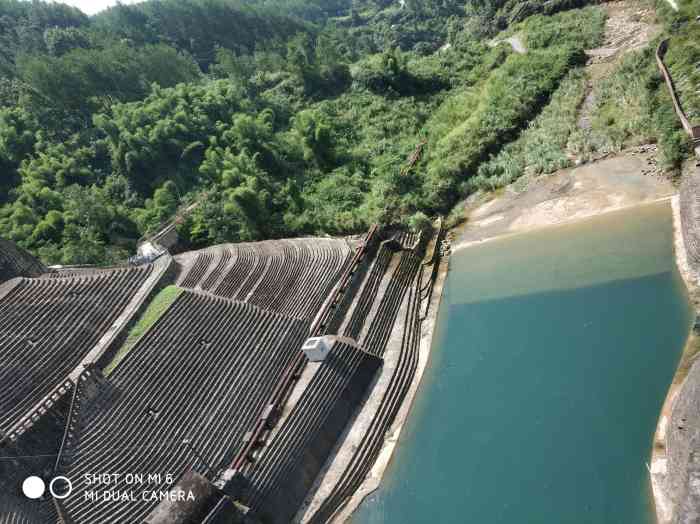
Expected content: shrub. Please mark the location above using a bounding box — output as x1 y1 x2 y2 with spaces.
421 45 583 211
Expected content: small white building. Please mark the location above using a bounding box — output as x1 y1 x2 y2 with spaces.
302 336 332 362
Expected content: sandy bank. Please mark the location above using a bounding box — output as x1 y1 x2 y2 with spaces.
453 150 677 249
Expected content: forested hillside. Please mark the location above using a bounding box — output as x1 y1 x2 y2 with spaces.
0 0 695 265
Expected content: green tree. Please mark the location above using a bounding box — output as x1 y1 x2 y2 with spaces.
293 110 335 170
43 26 91 56
17 42 200 124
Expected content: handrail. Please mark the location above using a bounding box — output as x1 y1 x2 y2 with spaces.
400 139 427 176
311 224 380 335
656 39 700 144
54 375 80 473
54 368 101 473
52 497 69 524
137 196 204 245
0 379 74 445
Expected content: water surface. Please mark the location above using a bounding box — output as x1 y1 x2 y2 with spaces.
353 201 692 524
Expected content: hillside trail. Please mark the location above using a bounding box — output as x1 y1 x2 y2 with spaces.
505 35 526 54
488 34 527 54
574 0 660 157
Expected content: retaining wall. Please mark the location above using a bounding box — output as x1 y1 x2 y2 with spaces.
659 166 700 524
668 351 700 524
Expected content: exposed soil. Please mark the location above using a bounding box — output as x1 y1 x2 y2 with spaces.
588 0 660 62
488 34 526 54
454 146 675 249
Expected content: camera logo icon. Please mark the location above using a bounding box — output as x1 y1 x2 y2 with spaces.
22 476 73 500
21 477 44 499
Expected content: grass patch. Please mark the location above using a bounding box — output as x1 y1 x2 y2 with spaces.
421 44 585 208
578 49 658 153
567 42 691 171
103 285 183 376
667 42 700 123
444 201 468 229
413 5 604 211
517 6 606 51
473 67 586 191
673 327 700 386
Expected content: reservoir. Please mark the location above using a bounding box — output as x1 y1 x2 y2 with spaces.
352 201 692 524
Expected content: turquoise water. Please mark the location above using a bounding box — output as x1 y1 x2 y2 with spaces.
353 201 693 524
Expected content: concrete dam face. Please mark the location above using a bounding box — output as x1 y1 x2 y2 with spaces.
0 226 447 524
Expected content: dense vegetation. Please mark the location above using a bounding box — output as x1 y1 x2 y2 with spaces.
477 68 586 190
476 0 700 191
0 0 693 265
574 45 688 168
565 0 699 172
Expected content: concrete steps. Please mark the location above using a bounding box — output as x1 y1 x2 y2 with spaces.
0 265 155 437
176 238 355 321
242 341 382 524
306 256 423 524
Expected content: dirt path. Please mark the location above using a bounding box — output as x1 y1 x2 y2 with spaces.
574 1 661 158
488 34 526 54
505 35 526 54
452 1 668 247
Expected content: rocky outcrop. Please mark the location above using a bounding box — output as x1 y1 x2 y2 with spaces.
669 357 700 524
656 164 700 524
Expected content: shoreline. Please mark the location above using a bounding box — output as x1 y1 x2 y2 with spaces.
453 195 675 252
330 249 451 523
455 187 691 524
454 149 677 254
449 150 685 524
332 172 676 523
650 195 699 524
327 149 679 523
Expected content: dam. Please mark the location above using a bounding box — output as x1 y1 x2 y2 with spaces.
353 201 692 524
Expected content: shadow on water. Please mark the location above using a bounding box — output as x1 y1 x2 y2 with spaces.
352 202 693 524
